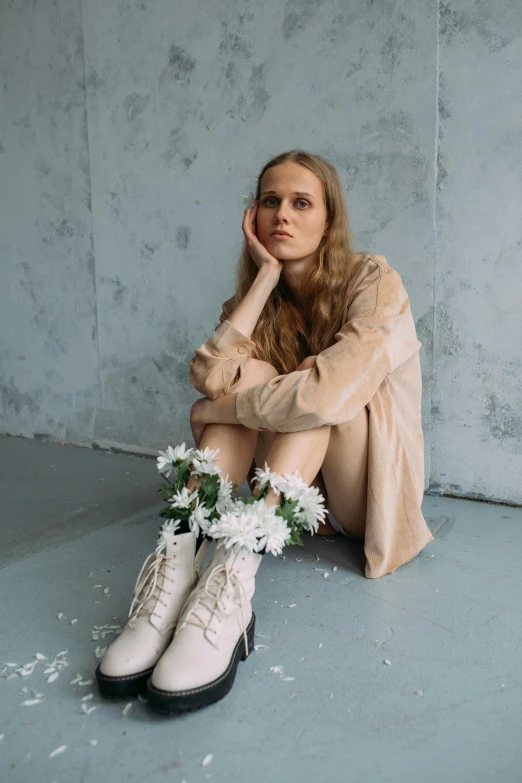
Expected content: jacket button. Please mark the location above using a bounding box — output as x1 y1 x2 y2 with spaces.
238 346 246 354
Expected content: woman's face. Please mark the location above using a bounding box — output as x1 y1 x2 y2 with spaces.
255 162 329 264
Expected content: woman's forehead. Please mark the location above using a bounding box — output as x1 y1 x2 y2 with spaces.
260 163 322 195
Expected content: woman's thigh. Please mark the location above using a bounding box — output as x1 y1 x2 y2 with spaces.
320 405 369 540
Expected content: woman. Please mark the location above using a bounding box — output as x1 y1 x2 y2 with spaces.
96 149 433 714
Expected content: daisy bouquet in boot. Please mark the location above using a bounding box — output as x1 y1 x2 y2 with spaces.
206 461 328 556
155 443 238 547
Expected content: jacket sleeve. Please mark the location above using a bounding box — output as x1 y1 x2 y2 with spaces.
234 257 422 433
189 296 257 400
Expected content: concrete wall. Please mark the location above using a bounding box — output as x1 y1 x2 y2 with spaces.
1 0 521 504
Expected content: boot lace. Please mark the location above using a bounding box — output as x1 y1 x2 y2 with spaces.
126 538 209 628
177 562 249 656
127 545 174 627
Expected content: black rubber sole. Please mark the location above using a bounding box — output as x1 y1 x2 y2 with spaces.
95 662 155 699
146 612 256 715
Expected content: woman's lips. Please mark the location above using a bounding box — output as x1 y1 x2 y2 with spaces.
271 233 292 239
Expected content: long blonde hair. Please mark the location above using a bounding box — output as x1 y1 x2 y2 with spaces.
230 149 365 375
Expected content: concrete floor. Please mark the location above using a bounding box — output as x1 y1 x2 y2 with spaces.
0 434 521 783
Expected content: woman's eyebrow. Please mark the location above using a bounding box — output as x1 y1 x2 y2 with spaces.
260 190 314 198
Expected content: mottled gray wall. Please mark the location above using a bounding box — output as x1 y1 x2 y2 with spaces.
0 0 520 504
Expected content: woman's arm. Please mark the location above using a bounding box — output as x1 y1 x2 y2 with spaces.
190 356 318 448
189 203 284 400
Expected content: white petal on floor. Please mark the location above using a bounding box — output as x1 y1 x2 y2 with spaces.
78 679 94 687
121 702 133 717
202 754 213 767
47 672 59 683
48 745 67 758
81 693 94 701
35 653 47 660
384 659 391 665
21 699 43 706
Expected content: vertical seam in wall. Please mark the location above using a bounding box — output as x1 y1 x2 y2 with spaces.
79 0 103 409
430 0 441 488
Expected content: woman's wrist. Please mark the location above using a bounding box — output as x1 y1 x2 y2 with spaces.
257 265 281 291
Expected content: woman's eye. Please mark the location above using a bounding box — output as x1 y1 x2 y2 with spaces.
262 198 309 208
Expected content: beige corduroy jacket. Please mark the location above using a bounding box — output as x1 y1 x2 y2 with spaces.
189 254 434 578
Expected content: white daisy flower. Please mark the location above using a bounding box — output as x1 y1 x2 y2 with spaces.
157 443 194 477
169 486 199 510
257 513 290 556
192 446 220 464
191 458 222 476
215 475 236 515
292 486 327 533
156 446 178 478
252 462 283 492
156 518 182 547
209 507 261 552
277 469 310 501
171 442 194 462
188 498 212 538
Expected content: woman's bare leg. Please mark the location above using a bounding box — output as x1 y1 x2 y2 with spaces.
186 359 279 494
255 432 337 534
253 410 369 538
319 406 369 540
252 426 332 509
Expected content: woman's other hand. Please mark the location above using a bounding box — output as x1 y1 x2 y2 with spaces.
296 355 317 371
242 201 284 278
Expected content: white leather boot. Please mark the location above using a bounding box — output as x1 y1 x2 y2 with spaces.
96 532 210 698
146 540 262 714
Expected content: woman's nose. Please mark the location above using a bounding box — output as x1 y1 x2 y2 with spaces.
274 202 288 221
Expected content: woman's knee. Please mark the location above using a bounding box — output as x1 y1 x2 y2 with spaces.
239 358 279 389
